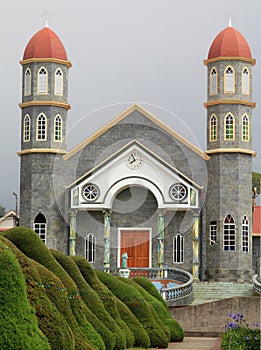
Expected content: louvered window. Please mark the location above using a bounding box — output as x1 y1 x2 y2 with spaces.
225 66 235 93
24 68 31 96
38 67 48 94
210 68 217 94
242 67 249 94
55 68 63 95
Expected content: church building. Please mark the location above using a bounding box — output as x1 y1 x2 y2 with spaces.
18 22 258 281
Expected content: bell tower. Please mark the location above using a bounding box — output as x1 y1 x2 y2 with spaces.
204 24 256 281
18 24 72 250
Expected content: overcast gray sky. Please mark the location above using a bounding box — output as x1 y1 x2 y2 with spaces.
0 0 260 211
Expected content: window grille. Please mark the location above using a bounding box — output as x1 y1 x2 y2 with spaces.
223 214 236 251
173 234 184 263
85 234 96 263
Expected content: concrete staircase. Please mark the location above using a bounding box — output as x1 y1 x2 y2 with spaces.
192 281 254 305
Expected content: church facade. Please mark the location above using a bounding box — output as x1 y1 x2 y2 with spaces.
18 23 258 281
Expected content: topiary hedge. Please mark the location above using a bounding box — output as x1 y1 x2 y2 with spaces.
0 238 50 350
131 277 184 342
71 256 128 350
0 235 75 350
3 227 96 350
96 270 169 348
51 249 116 350
96 270 150 349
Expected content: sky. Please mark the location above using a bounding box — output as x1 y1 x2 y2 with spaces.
0 0 261 211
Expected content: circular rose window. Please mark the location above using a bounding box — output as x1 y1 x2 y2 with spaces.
169 183 187 201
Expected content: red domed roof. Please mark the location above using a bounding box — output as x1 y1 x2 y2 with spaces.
23 26 68 61
208 26 252 59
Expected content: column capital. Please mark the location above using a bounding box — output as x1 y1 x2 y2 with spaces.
157 209 166 216
69 209 77 217
103 208 112 216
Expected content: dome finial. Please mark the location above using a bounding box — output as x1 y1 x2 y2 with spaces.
228 13 232 27
43 9 50 28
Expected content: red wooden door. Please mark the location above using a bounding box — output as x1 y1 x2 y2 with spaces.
120 230 150 268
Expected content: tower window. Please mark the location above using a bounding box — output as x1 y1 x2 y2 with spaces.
242 215 249 252
210 67 217 94
33 213 47 244
242 67 249 94
210 114 217 141
242 115 249 141
209 221 217 245
54 115 62 142
223 214 236 251
23 114 30 142
54 68 63 96
37 113 47 140
85 233 96 263
225 113 235 140
24 68 31 96
173 234 184 264
224 66 235 93
37 67 48 94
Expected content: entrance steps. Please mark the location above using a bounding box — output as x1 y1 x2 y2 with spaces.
191 281 254 305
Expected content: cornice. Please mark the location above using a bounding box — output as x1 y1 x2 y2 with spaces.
17 148 67 156
206 148 256 157
19 101 71 110
20 57 72 68
204 100 256 108
203 57 256 66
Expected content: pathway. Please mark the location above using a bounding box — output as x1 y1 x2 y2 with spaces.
166 337 221 349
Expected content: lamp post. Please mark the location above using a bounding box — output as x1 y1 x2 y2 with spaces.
12 192 19 226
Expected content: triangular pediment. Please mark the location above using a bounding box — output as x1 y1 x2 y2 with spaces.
69 140 202 210
64 103 209 161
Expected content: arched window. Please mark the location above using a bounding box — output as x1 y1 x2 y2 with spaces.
242 67 249 94
54 115 62 141
85 233 96 263
37 67 48 94
210 114 217 141
210 67 217 94
209 221 217 245
37 113 47 140
242 216 249 252
24 68 31 96
223 214 236 251
242 115 249 141
225 113 235 140
33 213 47 244
23 114 30 142
54 68 63 96
173 234 184 263
224 66 235 93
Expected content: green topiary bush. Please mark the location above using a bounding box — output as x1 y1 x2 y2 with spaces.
96 270 150 349
0 235 75 350
0 239 50 350
132 277 184 342
96 270 170 348
51 249 115 350
71 256 127 350
3 227 96 350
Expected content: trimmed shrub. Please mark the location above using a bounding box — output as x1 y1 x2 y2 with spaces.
3 227 96 350
51 249 115 350
0 235 75 350
96 270 150 349
96 270 169 348
132 277 184 342
0 239 50 350
71 256 127 350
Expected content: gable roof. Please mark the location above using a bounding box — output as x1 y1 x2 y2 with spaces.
67 139 203 190
64 103 210 161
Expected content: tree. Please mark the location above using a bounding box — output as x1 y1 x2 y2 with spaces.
252 171 261 195
0 204 5 218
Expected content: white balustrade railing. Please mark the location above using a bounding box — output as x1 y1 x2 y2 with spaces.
253 274 261 295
